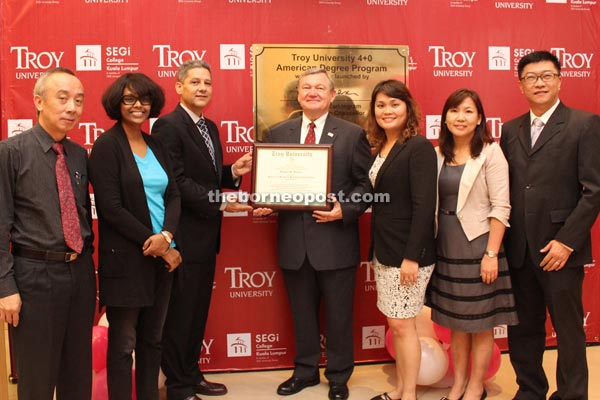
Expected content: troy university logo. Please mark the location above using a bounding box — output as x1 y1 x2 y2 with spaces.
11 46 64 69
153 45 207 68
428 46 475 68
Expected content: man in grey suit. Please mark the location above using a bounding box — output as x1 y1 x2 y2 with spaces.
263 68 371 400
152 59 252 400
500 50 600 400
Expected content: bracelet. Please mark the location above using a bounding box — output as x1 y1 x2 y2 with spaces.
160 230 172 244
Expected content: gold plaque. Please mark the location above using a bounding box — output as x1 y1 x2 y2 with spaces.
252 44 409 143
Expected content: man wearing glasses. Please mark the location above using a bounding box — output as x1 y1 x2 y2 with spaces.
500 50 600 400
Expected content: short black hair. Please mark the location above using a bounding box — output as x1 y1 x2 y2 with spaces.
101 73 165 120
517 50 561 78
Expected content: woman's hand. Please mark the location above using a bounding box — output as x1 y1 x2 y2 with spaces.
480 255 498 284
142 233 170 257
400 259 419 286
162 247 182 272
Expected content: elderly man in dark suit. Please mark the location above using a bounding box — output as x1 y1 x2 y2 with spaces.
261 68 371 400
152 59 252 400
500 50 600 400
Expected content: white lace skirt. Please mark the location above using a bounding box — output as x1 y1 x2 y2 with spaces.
373 259 434 319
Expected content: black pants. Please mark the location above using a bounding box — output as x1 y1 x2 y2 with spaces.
12 253 96 400
508 256 587 400
106 272 172 400
162 258 216 400
281 261 357 384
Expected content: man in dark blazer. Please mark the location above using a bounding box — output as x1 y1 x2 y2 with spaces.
264 68 371 400
152 59 252 400
500 50 600 400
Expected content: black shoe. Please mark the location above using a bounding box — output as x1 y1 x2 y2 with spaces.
195 378 227 396
182 396 201 400
548 391 560 400
329 382 349 400
371 393 397 400
277 376 320 396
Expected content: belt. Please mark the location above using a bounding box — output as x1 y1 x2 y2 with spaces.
12 245 80 263
439 208 456 215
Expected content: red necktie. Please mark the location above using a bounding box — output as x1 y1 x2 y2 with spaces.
304 122 316 144
52 143 83 254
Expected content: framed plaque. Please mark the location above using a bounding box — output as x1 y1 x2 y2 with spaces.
251 143 333 210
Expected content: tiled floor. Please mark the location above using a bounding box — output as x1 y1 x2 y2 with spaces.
3 345 599 399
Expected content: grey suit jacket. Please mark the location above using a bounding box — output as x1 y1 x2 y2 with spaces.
500 101 600 268
267 114 372 271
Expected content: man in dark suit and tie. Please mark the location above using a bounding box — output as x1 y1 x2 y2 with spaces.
263 68 371 400
152 59 252 400
500 50 600 400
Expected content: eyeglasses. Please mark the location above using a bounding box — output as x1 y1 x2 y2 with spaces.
121 95 152 105
520 72 560 85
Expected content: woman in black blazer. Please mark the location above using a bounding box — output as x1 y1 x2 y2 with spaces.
89 73 181 400
368 80 437 400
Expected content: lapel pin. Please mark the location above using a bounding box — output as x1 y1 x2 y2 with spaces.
327 132 334 137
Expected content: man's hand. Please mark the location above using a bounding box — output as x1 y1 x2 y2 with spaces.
540 240 573 271
0 293 22 327
232 152 252 177
253 207 274 217
312 201 343 223
224 200 253 213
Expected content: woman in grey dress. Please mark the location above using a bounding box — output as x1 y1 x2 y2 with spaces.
428 89 518 400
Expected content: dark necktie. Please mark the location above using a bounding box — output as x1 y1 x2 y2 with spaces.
196 117 217 170
52 143 83 253
305 122 316 144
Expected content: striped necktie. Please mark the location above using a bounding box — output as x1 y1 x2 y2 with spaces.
197 117 217 170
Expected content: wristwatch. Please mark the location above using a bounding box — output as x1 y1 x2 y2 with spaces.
160 230 172 245
485 250 498 258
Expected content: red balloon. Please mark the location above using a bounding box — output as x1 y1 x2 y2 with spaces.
92 369 108 400
385 329 396 359
92 326 109 373
433 322 451 344
131 368 137 400
484 342 502 380
444 341 502 382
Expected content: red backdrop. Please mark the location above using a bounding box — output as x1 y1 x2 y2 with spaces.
1 0 599 372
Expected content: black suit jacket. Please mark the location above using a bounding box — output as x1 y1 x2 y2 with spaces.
369 134 437 267
267 114 372 271
151 104 238 263
89 123 181 307
500 102 600 268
